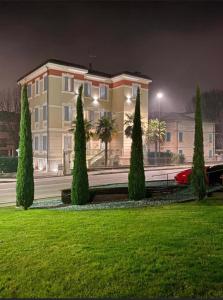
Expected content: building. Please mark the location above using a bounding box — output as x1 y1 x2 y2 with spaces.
160 112 215 162
18 59 151 172
0 111 19 157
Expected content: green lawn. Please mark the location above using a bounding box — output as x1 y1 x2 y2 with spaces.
0 197 223 298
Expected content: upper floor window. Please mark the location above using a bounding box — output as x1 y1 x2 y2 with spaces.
64 106 71 121
35 79 40 96
43 105 47 121
209 133 213 143
179 131 183 142
34 136 39 151
42 135 47 151
35 108 39 122
99 85 108 100
27 84 32 98
132 84 140 98
84 81 91 97
166 132 171 142
43 75 48 91
63 76 74 92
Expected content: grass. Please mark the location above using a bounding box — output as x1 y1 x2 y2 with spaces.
0 195 223 298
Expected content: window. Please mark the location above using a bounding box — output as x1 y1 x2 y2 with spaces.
43 105 47 121
34 136 39 151
166 132 171 142
63 76 74 92
179 149 183 155
99 111 111 119
132 84 140 98
209 133 213 143
35 79 40 95
64 135 72 151
84 81 91 97
64 106 71 121
42 136 47 151
35 108 39 122
99 85 108 100
27 84 32 98
89 111 94 122
43 75 48 91
179 131 183 142
209 150 213 158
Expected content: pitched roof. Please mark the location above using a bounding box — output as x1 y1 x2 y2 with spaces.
17 59 152 82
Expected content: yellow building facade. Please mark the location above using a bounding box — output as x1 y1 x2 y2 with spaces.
18 59 151 172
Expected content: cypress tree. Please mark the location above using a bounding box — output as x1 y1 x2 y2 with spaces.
71 85 89 205
16 85 34 209
191 85 206 200
128 87 146 200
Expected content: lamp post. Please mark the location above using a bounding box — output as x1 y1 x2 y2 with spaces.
157 92 163 160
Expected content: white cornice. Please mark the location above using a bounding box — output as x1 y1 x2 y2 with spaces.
85 74 112 83
111 74 151 84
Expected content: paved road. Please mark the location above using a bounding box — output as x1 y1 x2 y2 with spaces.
0 167 188 207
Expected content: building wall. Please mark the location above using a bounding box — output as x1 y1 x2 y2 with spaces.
23 63 150 172
160 119 215 162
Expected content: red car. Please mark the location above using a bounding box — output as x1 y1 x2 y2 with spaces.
175 167 210 185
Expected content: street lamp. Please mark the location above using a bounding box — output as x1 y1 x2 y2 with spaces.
156 92 164 161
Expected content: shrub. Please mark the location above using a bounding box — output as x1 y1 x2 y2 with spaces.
0 157 18 173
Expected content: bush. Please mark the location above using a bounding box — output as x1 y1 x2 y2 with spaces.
0 157 18 173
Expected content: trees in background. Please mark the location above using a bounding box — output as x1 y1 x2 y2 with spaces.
191 86 206 200
185 89 223 150
146 118 166 160
16 85 34 209
69 119 94 143
0 87 20 152
95 116 116 167
128 87 145 200
71 85 89 205
124 113 145 139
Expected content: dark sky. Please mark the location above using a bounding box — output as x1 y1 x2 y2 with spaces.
1 0 223 112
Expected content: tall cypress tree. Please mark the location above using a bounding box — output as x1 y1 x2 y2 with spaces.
191 85 206 200
128 87 146 200
71 85 89 205
16 85 34 209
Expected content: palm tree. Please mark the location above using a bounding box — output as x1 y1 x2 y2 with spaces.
95 116 116 167
69 119 94 142
124 113 145 138
146 118 166 161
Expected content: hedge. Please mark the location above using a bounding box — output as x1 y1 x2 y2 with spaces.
0 157 18 173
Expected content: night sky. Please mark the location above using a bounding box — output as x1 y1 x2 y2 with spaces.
1 0 223 112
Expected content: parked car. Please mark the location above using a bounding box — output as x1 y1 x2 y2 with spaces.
175 165 223 185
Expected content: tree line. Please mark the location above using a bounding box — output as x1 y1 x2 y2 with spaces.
16 83 206 209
